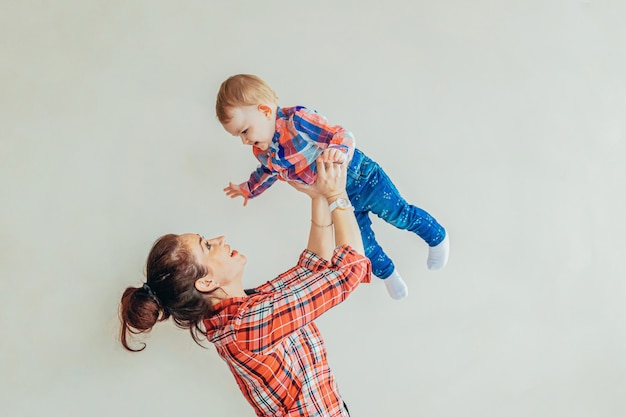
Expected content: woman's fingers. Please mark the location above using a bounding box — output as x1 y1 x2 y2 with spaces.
314 155 347 199
316 156 327 174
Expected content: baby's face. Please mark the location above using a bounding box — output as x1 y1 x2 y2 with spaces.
222 104 275 151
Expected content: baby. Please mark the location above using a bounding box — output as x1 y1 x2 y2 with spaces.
215 74 449 300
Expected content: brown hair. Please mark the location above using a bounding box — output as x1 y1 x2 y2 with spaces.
119 234 214 352
215 74 278 124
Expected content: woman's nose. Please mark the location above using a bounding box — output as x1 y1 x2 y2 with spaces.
208 236 225 246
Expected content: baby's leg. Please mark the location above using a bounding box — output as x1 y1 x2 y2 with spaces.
355 211 408 300
352 161 449 270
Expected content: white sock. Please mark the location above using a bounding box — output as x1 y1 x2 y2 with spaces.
427 233 449 270
384 269 408 300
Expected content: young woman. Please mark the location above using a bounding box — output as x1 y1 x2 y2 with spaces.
119 157 371 417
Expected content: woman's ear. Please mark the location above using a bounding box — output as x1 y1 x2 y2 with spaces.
258 103 273 120
195 277 220 293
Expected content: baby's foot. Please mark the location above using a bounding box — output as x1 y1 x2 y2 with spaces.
427 234 449 270
384 269 408 300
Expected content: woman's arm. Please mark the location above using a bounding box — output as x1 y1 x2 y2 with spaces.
239 246 371 350
289 180 334 261
291 155 364 257
254 155 366 294
240 157 371 349
314 157 365 255
307 196 334 260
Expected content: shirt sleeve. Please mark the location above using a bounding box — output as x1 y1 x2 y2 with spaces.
291 107 356 162
238 245 371 351
252 249 329 293
240 164 278 198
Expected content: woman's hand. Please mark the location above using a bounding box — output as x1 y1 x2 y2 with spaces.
288 180 318 199
289 157 348 200
314 156 348 201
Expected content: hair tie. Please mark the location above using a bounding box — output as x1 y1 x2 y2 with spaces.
142 282 156 298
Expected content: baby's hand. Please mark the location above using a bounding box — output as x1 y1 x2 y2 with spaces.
322 148 347 164
223 182 249 207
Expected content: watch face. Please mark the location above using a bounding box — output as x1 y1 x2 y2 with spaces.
337 198 350 208
330 197 352 212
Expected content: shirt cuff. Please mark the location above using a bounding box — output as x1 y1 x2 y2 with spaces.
239 182 253 198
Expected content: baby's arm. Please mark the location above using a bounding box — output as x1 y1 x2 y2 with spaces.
224 165 278 206
292 107 356 161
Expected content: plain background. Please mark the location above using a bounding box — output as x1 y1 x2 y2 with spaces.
1 1 625 416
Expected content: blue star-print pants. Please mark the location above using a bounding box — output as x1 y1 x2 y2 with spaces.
346 149 446 279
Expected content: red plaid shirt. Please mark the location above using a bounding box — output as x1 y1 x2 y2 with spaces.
204 245 371 416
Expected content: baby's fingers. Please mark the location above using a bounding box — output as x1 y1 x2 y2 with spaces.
322 148 345 164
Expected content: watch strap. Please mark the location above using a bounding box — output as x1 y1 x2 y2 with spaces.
329 197 353 212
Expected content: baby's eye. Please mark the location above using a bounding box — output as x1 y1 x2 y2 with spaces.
241 129 248 134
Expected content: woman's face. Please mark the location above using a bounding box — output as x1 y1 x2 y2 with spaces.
179 234 247 285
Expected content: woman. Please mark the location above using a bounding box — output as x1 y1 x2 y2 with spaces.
119 156 371 417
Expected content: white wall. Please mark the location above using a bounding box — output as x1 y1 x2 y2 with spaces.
1 1 625 416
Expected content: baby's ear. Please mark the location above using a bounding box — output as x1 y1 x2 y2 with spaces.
257 104 273 119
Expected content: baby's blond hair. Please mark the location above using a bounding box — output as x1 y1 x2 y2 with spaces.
215 74 278 124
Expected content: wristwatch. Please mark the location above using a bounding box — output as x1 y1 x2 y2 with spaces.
329 197 353 213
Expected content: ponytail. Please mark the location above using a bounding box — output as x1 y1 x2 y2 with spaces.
118 234 214 352
119 285 167 352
